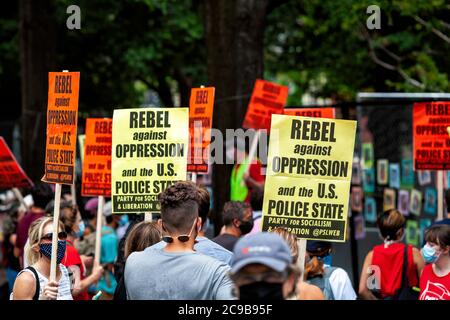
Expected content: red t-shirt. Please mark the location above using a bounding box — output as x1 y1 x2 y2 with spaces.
62 240 89 300
419 264 450 300
371 243 418 298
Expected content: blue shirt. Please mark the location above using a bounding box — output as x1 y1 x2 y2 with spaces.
151 236 233 265
97 226 118 294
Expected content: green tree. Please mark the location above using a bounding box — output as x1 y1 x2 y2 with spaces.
265 0 450 104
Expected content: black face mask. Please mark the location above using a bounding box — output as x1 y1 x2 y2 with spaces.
239 282 284 300
238 219 254 235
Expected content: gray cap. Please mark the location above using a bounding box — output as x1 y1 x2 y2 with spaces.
230 232 292 274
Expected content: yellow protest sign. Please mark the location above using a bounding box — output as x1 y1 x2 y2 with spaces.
112 108 188 213
261 114 356 242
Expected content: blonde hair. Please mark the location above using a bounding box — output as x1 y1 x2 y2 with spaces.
25 216 63 266
124 221 162 259
271 227 299 263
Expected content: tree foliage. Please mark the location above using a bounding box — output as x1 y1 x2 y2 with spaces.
265 0 450 104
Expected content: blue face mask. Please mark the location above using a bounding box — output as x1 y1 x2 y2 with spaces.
318 254 332 266
39 241 67 264
76 221 85 238
422 244 439 264
119 215 129 227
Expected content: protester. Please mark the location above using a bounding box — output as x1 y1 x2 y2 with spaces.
83 198 99 233
247 186 264 236
305 240 357 300
152 185 233 265
359 209 425 299
271 227 325 300
229 232 299 299
113 221 161 300
212 201 253 251
11 217 72 300
94 201 119 300
113 213 144 284
228 138 264 203
125 181 235 299
58 201 104 300
419 225 450 300
15 183 53 268
1 203 21 293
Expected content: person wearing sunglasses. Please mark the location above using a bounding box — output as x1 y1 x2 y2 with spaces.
149 185 233 265
11 216 73 300
59 201 104 300
125 181 235 300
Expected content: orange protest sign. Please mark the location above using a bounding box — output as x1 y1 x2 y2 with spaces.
42 72 80 185
242 79 289 130
414 101 450 170
187 87 215 173
284 107 335 119
0 137 33 189
81 118 112 196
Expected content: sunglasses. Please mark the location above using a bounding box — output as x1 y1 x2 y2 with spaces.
162 218 197 243
40 231 68 242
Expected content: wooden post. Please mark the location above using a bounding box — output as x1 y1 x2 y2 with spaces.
94 196 104 266
296 239 307 283
437 170 444 220
245 130 261 173
49 183 62 282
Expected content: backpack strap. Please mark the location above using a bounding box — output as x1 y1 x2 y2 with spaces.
25 266 40 300
400 244 410 288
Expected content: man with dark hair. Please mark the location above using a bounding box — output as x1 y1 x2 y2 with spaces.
125 181 235 300
151 185 233 264
15 182 53 267
212 201 253 251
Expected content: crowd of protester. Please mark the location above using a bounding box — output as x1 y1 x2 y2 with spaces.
0 178 449 300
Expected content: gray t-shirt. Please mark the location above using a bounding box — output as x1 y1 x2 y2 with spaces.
125 247 236 300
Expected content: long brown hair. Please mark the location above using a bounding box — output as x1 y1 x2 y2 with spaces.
124 221 162 259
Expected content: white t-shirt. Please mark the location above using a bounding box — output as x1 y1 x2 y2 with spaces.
327 267 357 300
11 264 73 300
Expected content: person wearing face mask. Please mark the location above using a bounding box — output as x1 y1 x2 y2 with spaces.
359 209 425 300
304 241 356 300
213 201 254 252
125 181 235 299
419 225 450 300
229 232 299 300
58 201 104 300
11 217 72 300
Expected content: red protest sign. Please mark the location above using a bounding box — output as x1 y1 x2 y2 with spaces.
284 107 335 119
0 137 33 189
242 79 288 130
81 118 112 196
42 72 80 184
187 87 215 173
413 101 450 170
